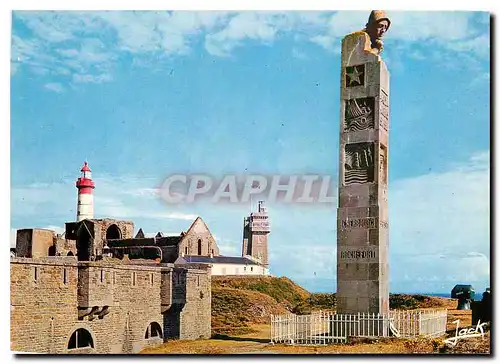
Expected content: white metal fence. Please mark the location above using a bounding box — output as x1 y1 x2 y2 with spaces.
270 309 448 345
390 309 448 338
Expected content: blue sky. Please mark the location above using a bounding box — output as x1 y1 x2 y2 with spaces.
10 11 490 294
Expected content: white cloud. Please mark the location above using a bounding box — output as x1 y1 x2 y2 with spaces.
388 151 490 291
386 11 472 42
390 151 489 258
310 35 338 52
147 212 199 221
44 82 64 93
11 174 200 230
292 48 308 59
11 10 488 86
205 12 283 56
315 11 489 60
217 238 240 257
122 187 159 198
73 73 112 83
265 150 489 293
446 34 490 58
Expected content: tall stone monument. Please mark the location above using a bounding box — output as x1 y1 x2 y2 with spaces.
336 11 391 315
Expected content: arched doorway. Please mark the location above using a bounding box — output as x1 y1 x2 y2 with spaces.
145 322 163 339
106 224 122 240
68 328 94 350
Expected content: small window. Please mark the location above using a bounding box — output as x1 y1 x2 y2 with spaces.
197 276 200 287
68 328 94 349
33 267 39 283
63 268 68 285
100 270 104 283
251 267 254 272
185 247 188 255
244 266 247 271
150 273 154 286
132 272 137 286
113 272 116 285
197 239 202 255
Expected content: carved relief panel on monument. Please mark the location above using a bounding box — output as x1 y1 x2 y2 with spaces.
379 145 388 185
344 97 375 132
345 64 365 87
379 90 389 132
344 142 375 185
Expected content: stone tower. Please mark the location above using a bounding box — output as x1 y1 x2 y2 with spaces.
242 201 270 267
76 161 95 222
336 11 391 315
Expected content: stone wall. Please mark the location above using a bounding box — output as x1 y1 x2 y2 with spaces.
10 257 211 354
55 237 76 256
179 267 212 339
16 229 55 258
163 265 211 340
10 257 79 354
77 260 164 354
90 219 135 255
64 219 135 261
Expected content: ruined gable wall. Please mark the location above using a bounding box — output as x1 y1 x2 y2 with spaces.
178 219 220 257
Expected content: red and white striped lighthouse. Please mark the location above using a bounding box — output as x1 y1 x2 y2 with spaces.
75 161 95 221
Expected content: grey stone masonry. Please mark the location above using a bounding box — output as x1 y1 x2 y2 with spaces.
336 31 390 315
10 256 211 354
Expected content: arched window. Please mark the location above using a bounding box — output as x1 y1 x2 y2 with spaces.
197 239 202 255
68 328 94 349
145 322 163 339
67 251 74 256
106 224 122 240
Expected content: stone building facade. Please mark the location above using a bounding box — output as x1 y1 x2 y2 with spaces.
10 162 270 354
10 217 212 354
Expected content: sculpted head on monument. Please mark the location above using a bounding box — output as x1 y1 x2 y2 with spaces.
364 10 391 54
